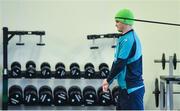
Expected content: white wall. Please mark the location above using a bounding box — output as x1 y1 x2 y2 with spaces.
0 0 180 110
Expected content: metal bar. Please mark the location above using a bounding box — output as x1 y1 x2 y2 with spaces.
168 56 174 110
166 81 174 110
2 27 9 110
8 31 45 35
116 17 180 27
160 80 165 110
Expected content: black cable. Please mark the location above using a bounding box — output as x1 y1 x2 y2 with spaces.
115 17 180 27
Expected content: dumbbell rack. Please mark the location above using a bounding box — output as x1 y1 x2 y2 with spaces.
2 27 117 110
2 27 45 110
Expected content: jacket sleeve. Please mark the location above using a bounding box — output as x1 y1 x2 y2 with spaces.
107 58 127 84
106 36 134 84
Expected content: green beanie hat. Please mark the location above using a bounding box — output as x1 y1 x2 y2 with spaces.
115 9 134 25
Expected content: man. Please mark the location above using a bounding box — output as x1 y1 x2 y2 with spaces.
102 8 145 110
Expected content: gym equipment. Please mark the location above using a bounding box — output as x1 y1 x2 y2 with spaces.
9 61 21 78
112 86 120 105
87 35 99 49
97 86 112 106
39 85 53 106
8 85 23 105
153 78 180 108
37 34 45 46
115 17 180 26
111 36 116 48
87 34 120 49
24 85 38 105
16 35 25 45
153 78 161 107
55 62 66 78
83 86 97 106
98 63 110 79
25 61 36 78
173 53 180 69
154 53 166 69
154 54 180 110
154 53 179 70
84 63 96 79
40 62 52 78
2 27 46 110
68 86 83 106
69 63 81 79
53 86 68 106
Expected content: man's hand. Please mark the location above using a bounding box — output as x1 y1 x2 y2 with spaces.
102 79 109 92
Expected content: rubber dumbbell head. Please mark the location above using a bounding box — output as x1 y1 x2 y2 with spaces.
83 86 97 106
8 85 23 105
68 86 83 106
10 61 21 78
54 86 68 106
99 63 110 79
25 61 36 78
97 86 112 106
55 62 66 78
69 63 81 79
84 63 96 79
39 85 53 106
40 62 52 78
24 85 38 105
112 86 121 105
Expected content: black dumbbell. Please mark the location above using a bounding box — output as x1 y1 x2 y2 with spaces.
83 86 97 106
8 85 23 105
54 86 68 106
99 63 110 79
55 62 66 78
97 86 112 106
39 85 53 106
9 61 21 78
25 61 36 78
24 85 38 105
69 63 81 79
112 86 121 105
68 86 83 106
84 63 96 79
40 62 52 78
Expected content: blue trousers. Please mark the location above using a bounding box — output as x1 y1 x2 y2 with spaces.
116 86 145 110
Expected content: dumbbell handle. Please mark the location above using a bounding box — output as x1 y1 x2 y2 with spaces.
154 60 169 63
154 60 180 63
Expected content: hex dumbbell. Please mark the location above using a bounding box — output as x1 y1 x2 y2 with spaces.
84 63 96 79
83 86 97 106
39 85 53 106
55 62 66 78
25 61 36 78
24 85 38 105
10 61 21 78
99 63 110 79
112 86 120 105
68 86 83 106
54 86 68 106
40 62 52 78
8 85 23 105
97 86 112 106
69 63 81 79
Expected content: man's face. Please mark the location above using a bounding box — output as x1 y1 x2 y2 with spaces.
115 20 124 32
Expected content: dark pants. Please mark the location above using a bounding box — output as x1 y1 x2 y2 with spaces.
116 86 145 110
